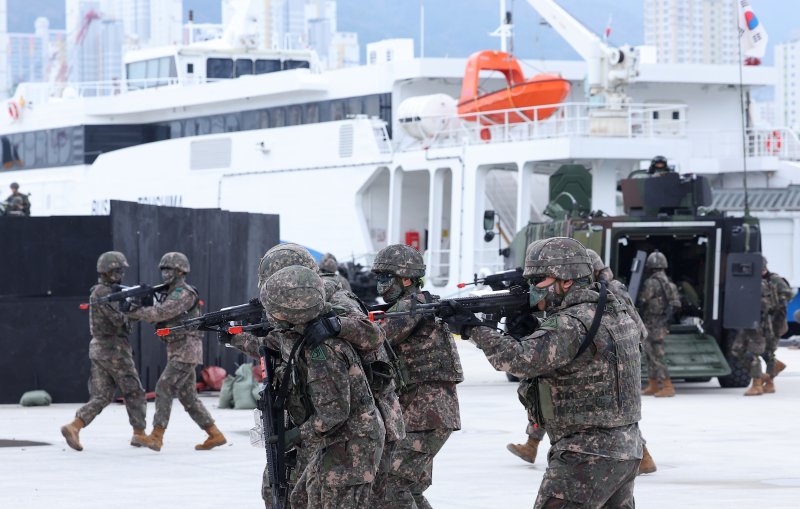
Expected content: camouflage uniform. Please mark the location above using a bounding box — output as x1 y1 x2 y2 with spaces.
731 277 774 381
127 254 215 434
764 269 794 377
463 238 642 508
4 184 30 216
262 266 384 509
636 256 679 384
320 252 352 291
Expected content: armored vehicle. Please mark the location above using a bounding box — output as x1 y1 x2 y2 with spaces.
486 164 763 388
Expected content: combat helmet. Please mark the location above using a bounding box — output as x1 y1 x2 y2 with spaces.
523 237 593 280
372 244 425 278
645 251 668 270
258 243 317 285
97 251 129 273
261 265 326 325
586 249 605 272
159 252 190 273
319 253 338 273
648 155 669 174
10 182 19 190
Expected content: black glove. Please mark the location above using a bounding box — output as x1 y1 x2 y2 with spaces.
438 301 484 338
303 312 341 348
119 300 132 312
506 312 540 339
218 330 233 345
268 427 301 451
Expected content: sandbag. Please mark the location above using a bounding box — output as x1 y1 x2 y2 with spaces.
201 366 227 391
232 363 258 410
251 382 263 403
20 390 52 407
218 375 235 409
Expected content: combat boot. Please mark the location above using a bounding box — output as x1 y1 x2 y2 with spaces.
654 379 675 398
60 417 85 451
638 445 657 475
774 359 787 377
744 378 763 396
641 377 660 396
147 426 166 451
130 428 154 448
195 424 227 450
506 437 540 464
761 374 775 394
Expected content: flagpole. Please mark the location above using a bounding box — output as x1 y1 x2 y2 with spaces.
736 3 751 217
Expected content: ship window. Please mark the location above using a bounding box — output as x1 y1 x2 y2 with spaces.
653 111 660 120
305 103 319 123
331 101 345 121
255 59 281 74
235 59 254 77
207 58 234 79
672 111 680 120
126 61 146 89
210 115 225 134
187 63 194 74
270 108 285 128
283 59 310 70
347 98 363 116
288 105 303 126
35 131 47 165
169 121 182 138
364 95 379 117
184 119 197 136
224 114 240 132
196 117 211 135
146 59 160 84
317 101 331 122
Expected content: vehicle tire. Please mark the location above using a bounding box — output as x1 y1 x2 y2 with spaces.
684 377 712 383
717 333 750 388
506 373 520 382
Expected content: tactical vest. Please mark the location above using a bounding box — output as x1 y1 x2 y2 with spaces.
394 291 464 386
155 283 201 331
89 283 131 338
526 300 641 434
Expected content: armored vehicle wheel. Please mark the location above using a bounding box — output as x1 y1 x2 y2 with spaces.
718 334 750 388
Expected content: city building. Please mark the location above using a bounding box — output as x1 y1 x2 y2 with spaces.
123 0 183 49
328 31 359 69
644 0 740 65
3 17 66 98
776 38 800 132
65 0 124 88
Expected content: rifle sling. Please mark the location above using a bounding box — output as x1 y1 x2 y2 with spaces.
574 280 608 360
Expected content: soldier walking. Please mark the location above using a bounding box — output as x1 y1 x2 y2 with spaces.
261 266 384 508
762 256 794 392
637 251 681 398
372 244 463 509
125 252 226 450
731 264 774 397
60 251 150 451
443 238 643 508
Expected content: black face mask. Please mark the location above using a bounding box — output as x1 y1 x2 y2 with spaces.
376 273 404 303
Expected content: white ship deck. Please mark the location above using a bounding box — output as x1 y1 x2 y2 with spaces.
2 342 799 508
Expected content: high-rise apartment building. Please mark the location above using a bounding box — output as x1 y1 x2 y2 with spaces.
644 0 740 64
776 38 800 132
123 0 182 49
66 0 124 89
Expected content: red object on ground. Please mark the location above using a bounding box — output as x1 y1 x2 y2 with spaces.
201 366 227 391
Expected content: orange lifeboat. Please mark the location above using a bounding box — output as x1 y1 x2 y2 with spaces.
457 50 570 125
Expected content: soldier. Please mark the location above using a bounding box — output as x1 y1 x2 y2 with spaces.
227 242 403 508
762 256 794 392
372 244 463 509
125 252 226 450
637 251 681 398
60 251 150 451
261 265 384 508
648 155 671 175
4 182 30 216
319 252 352 291
731 265 774 397
442 238 643 508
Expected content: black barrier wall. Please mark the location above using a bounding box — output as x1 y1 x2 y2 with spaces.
0 201 279 403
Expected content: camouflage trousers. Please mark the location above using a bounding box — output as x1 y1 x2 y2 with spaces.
526 413 547 441
643 328 669 382
381 429 452 509
731 329 765 379
761 333 781 378
371 439 399 503
152 360 214 429
534 450 639 509
262 443 307 508
76 347 146 429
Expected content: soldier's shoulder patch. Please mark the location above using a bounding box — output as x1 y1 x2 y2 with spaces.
330 305 348 316
310 345 327 362
169 288 184 300
540 315 560 330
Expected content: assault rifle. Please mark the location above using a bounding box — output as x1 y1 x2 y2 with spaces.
79 283 168 310
156 298 265 336
457 267 526 292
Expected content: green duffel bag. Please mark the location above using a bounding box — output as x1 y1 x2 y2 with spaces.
232 363 258 410
19 390 52 407
218 375 236 409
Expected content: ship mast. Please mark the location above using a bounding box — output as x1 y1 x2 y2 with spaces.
490 0 514 53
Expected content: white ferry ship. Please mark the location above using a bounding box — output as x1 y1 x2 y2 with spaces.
2 0 798 297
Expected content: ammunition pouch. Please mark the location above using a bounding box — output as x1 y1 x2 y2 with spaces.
364 359 396 393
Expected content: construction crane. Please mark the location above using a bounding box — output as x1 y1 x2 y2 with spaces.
525 0 639 108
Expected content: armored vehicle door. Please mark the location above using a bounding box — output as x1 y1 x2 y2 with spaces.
722 253 762 330
626 250 648 302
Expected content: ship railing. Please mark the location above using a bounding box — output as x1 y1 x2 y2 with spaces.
424 249 451 287
41 76 236 98
472 248 506 279
396 102 688 151
689 127 800 162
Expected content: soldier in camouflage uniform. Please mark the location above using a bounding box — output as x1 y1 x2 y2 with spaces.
60 251 150 451
731 266 774 397
372 244 463 509
4 182 30 216
126 252 226 451
762 257 794 393
227 242 404 508
637 251 681 398
319 252 352 291
261 266 384 508
443 238 643 508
